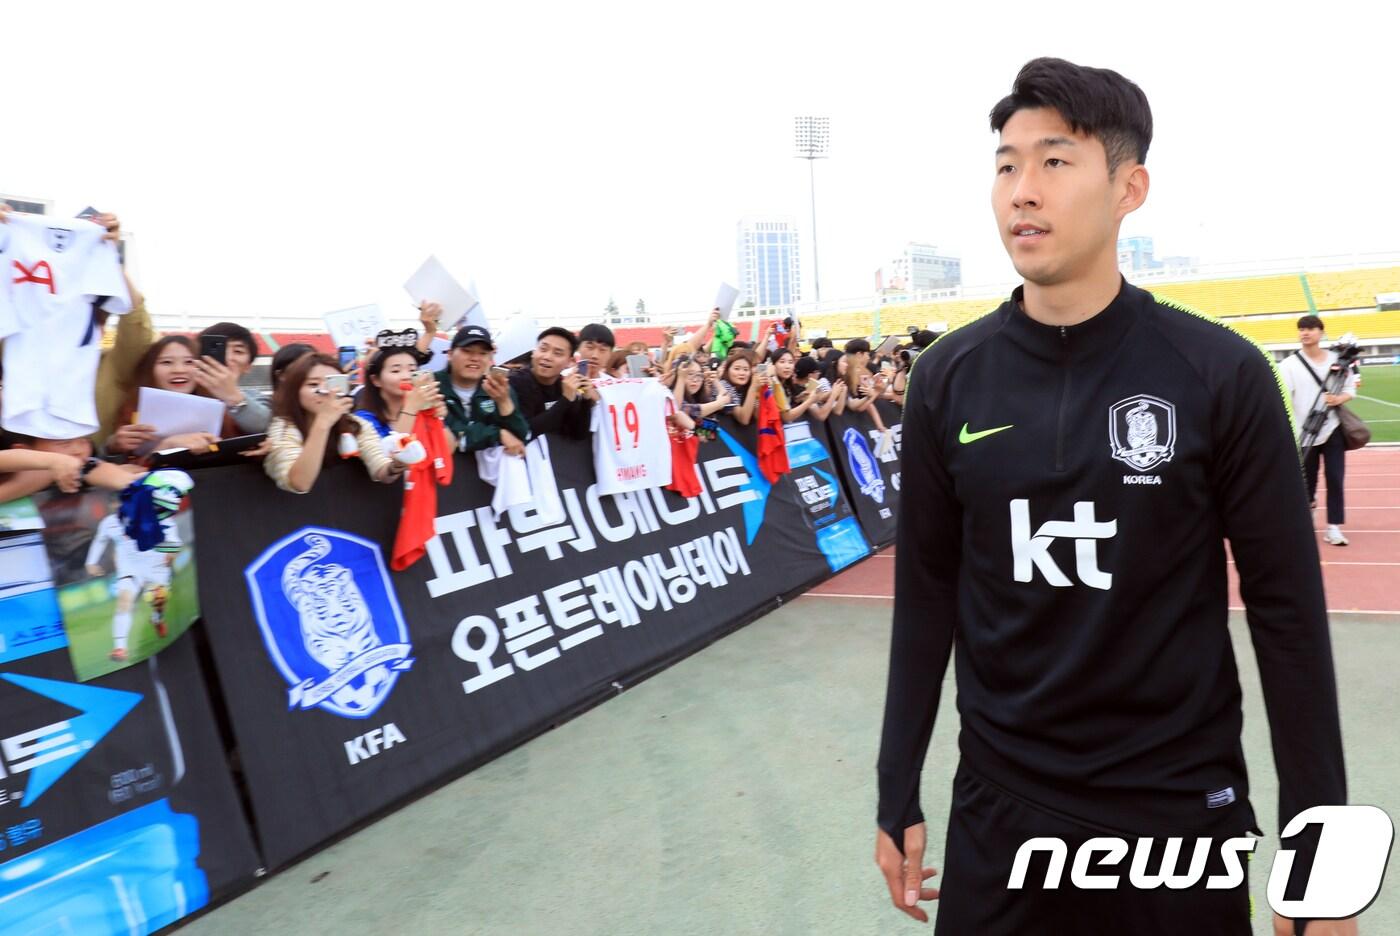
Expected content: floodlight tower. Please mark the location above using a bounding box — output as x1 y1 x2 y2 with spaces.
794 117 830 306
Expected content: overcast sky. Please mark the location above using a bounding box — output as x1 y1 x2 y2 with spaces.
7 1 1397 331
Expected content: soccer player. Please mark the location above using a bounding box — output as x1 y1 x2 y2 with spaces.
85 502 181 661
875 58 1350 935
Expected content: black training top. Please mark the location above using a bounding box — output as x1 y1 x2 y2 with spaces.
877 278 1346 841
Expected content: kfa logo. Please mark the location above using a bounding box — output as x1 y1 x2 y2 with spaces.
843 428 885 504
1109 395 1175 473
1010 500 1116 590
0 673 142 806
246 528 414 719
345 723 407 765
45 227 73 253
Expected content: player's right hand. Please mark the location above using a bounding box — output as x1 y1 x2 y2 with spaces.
875 822 938 923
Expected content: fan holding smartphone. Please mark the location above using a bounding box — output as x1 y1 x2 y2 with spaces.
190 323 272 434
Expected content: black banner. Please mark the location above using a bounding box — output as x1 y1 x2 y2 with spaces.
193 415 869 868
824 400 904 547
0 632 260 932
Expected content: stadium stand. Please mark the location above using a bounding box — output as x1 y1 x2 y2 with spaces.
1148 274 1310 318
140 266 1400 357
1305 267 1400 311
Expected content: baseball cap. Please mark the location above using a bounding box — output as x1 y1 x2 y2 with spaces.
578 323 615 347
451 325 494 350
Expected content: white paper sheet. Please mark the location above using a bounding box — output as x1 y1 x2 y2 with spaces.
715 283 740 320
403 256 486 331
425 335 451 373
492 314 539 365
134 387 227 456
323 304 389 351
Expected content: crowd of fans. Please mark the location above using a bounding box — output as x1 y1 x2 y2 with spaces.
0 207 930 501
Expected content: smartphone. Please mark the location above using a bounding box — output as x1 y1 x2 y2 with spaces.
709 359 721 373
626 354 649 379
199 334 228 366
577 360 590 378
324 374 350 397
337 346 358 372
756 363 770 378
488 365 509 379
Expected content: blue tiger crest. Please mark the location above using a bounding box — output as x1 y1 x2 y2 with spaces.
245 527 413 719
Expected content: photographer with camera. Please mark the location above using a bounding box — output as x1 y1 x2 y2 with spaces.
1279 315 1359 546
263 354 403 494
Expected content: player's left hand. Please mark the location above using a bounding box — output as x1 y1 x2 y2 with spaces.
1273 914 1358 935
875 822 939 923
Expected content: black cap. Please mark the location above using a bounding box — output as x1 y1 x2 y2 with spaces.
794 357 822 379
578 323 615 348
451 325 494 350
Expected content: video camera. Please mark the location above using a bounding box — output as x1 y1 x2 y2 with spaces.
1331 332 1362 366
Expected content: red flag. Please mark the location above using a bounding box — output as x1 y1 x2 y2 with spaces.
756 385 790 483
391 410 453 571
667 432 702 497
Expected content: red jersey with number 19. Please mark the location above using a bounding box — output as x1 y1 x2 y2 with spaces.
590 377 673 495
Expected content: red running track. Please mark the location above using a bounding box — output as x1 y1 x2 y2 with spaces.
804 447 1400 616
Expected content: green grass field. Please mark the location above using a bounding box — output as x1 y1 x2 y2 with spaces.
1352 363 1400 443
57 557 199 681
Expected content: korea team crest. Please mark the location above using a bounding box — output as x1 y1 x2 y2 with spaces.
843 428 886 503
1109 394 1176 472
245 527 413 719
45 227 73 252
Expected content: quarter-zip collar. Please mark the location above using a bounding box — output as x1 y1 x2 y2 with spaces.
1003 276 1140 363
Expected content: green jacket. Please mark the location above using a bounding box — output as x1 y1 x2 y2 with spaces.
435 370 531 451
709 318 738 359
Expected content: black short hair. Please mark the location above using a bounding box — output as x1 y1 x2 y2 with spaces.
537 326 579 354
810 336 833 350
1297 314 1324 331
844 338 871 355
990 57 1152 176
200 322 258 360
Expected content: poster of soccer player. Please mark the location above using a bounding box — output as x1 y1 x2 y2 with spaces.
34 470 199 681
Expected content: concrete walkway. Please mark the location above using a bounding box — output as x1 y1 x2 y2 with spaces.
180 603 1399 935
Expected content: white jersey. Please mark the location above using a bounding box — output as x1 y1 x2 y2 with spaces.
590 377 673 495
85 513 180 587
0 212 131 439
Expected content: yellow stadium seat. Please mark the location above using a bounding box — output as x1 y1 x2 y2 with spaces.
1147 275 1308 318
800 267 1400 346
1304 267 1400 312
1229 309 1400 346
